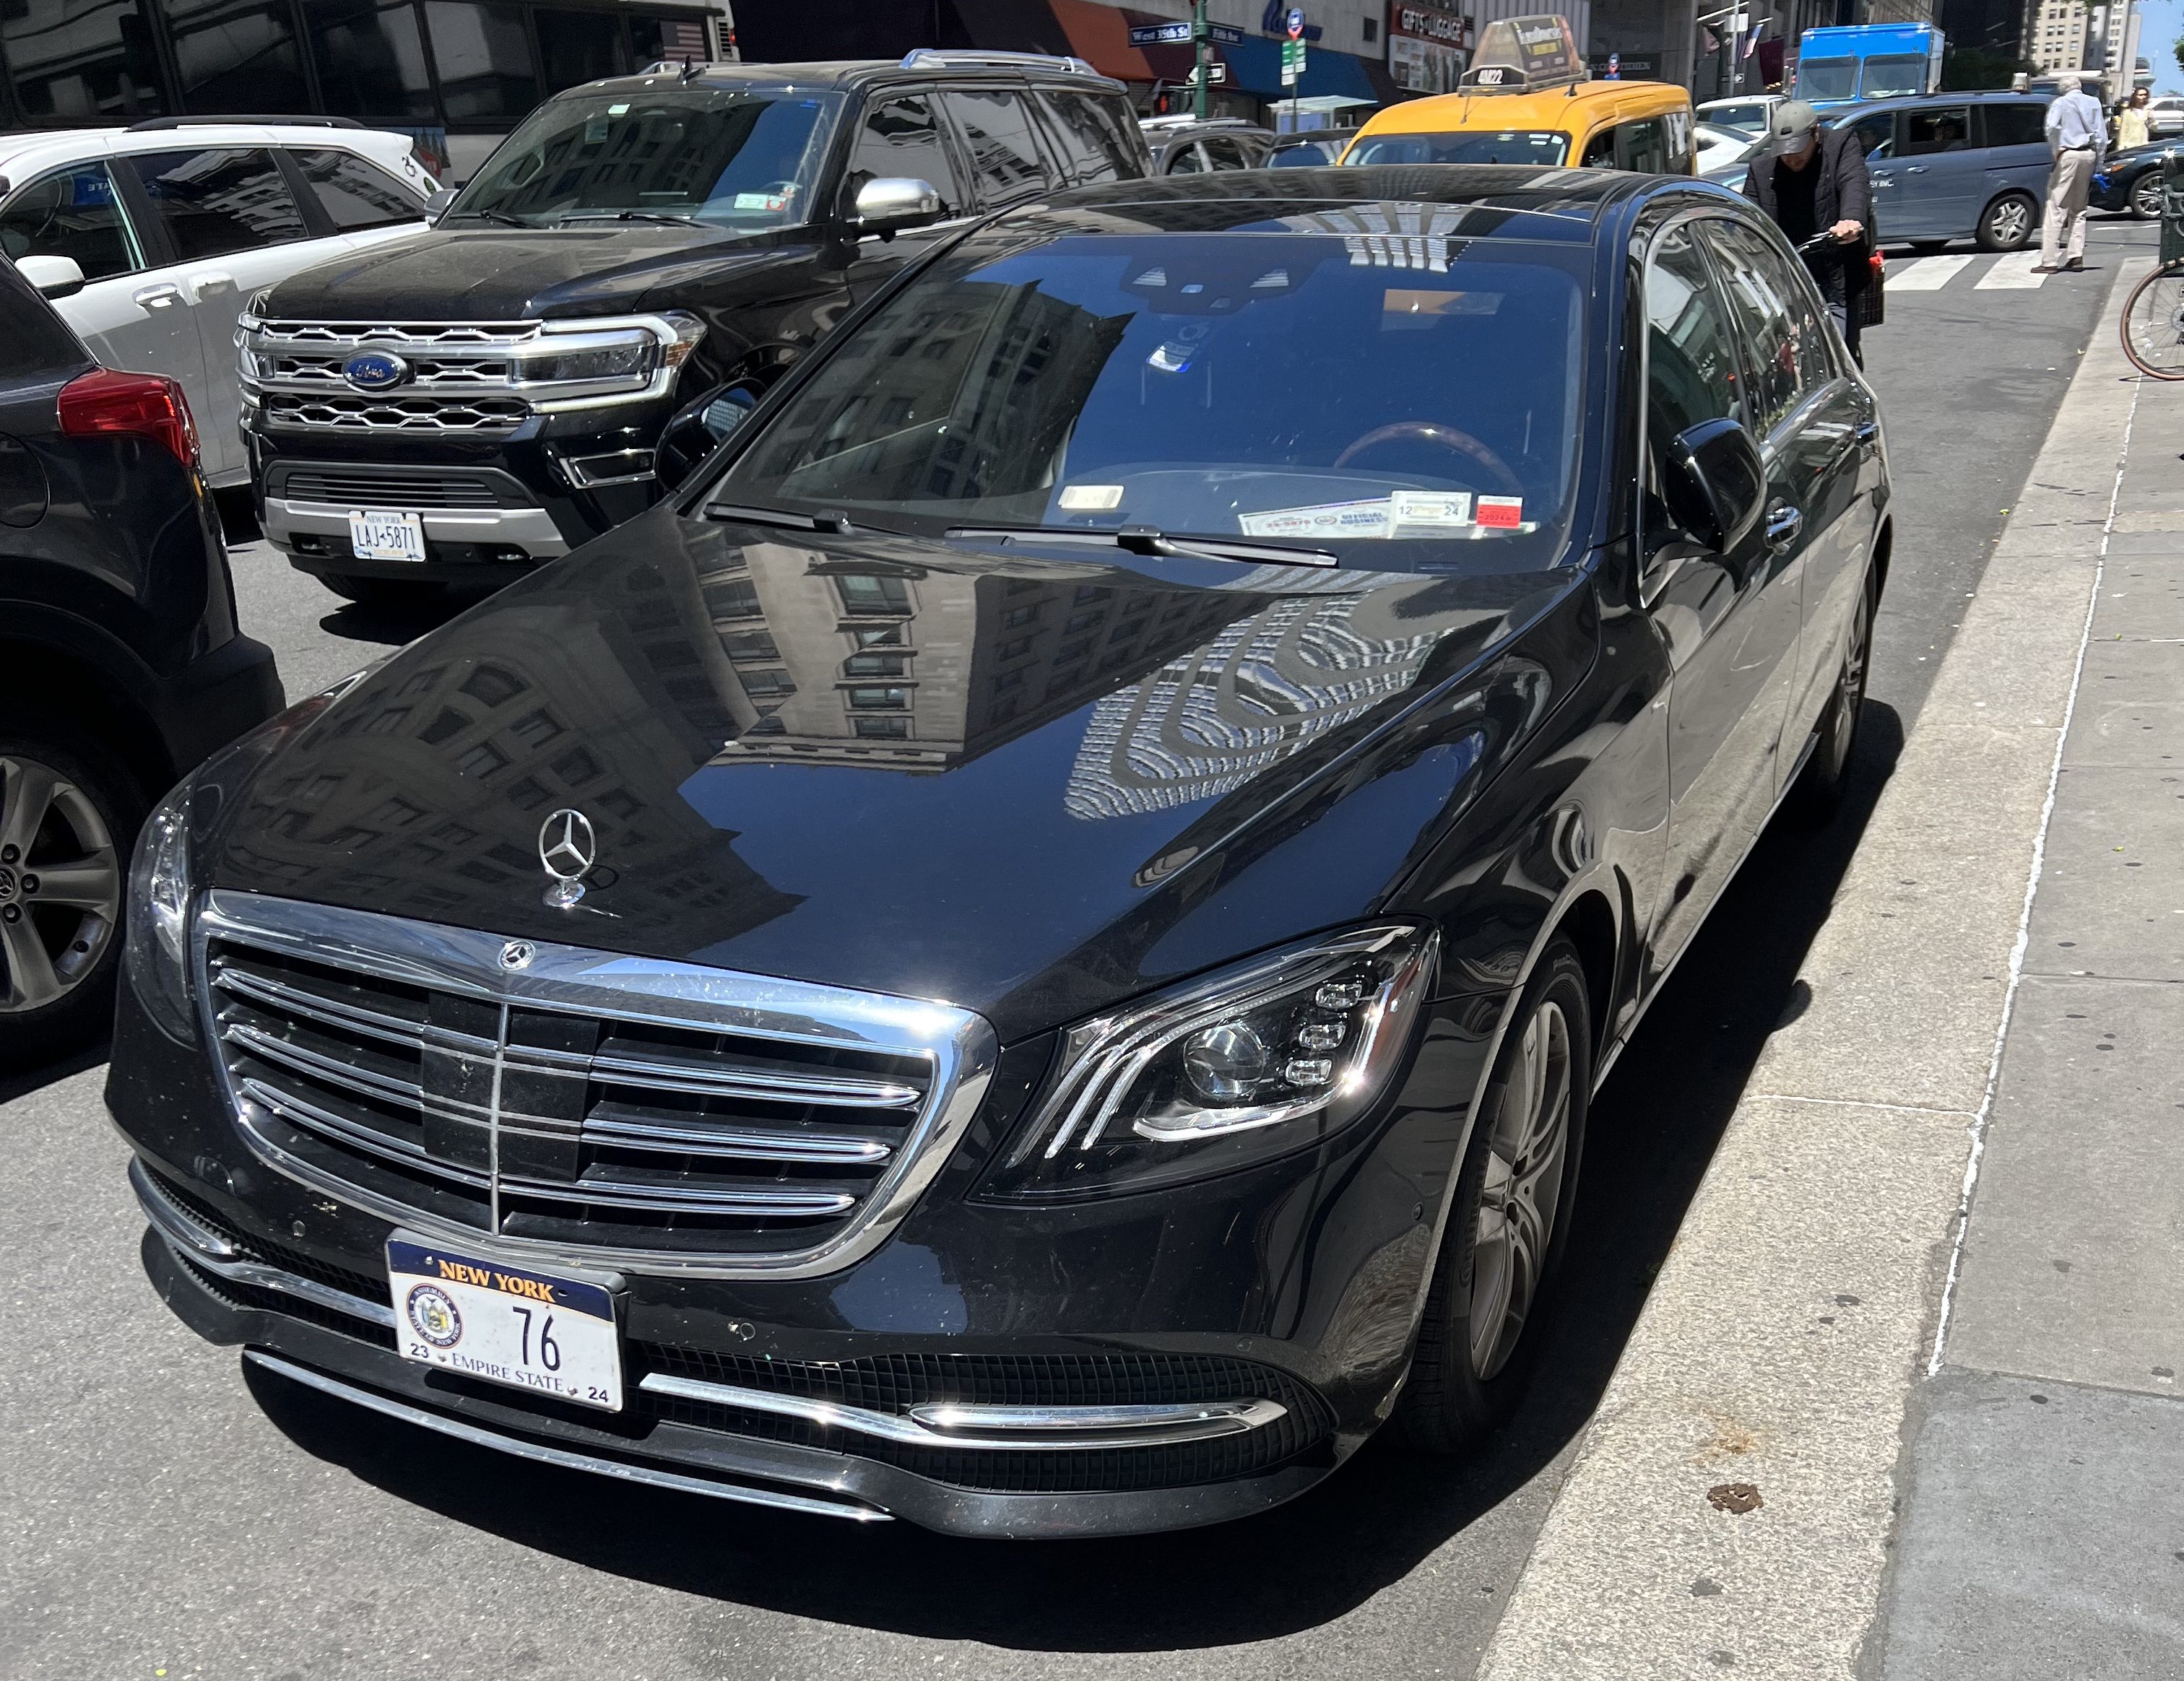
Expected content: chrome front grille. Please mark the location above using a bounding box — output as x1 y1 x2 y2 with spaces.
262 391 530 435
196 892 996 1276
279 469 504 508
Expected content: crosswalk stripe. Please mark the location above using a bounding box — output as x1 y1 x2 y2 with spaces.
1975 251 2048 290
1890 253 1976 290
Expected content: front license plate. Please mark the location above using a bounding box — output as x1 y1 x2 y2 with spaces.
348 508 426 562
387 1236 623 1412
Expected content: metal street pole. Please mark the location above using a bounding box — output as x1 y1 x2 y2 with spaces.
1194 0 1209 119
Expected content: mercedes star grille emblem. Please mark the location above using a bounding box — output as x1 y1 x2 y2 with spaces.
498 939 536 970
537 809 597 908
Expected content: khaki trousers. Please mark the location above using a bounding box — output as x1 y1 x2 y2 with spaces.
2041 148 2095 266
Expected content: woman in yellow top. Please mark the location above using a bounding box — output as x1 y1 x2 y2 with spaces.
2117 87 2152 151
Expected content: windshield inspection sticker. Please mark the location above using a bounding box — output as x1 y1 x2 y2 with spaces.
1476 495 1524 529
1058 484 1125 511
1391 490 1473 527
734 191 792 212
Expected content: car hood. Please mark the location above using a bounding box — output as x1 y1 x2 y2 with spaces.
257 224 800 321
199 511 1583 1038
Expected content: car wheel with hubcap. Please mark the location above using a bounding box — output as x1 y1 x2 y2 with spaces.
2131 172 2164 220
1977 192 2037 252
1794 568 1876 823
1398 937 1591 1452
0 725 142 1069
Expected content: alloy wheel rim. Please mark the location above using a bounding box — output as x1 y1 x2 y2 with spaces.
2136 177 2164 218
0 755 121 1015
1993 201 2029 244
1836 587 1871 749
1468 999 1573 1381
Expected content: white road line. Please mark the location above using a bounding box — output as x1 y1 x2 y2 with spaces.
1890 253 1976 290
1975 251 2048 290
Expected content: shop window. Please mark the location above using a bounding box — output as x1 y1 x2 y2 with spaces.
6 0 167 122
425 0 540 123
534 6 625 93
301 0 438 121
164 0 310 112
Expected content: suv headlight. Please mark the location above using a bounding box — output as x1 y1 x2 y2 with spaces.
979 924 1437 1201
124 777 197 1043
524 313 706 388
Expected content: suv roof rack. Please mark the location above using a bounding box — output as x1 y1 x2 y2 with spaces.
898 48 1102 78
127 114 363 130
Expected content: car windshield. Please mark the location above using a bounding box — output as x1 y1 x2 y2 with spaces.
1269 140 1337 165
448 87 844 229
1345 129 1571 165
714 216 1590 570
1860 56 1927 99
1795 58 1857 100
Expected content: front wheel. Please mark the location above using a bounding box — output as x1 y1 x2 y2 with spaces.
1398 937 1591 1453
1977 192 2037 252
2122 264 2184 380
2131 172 2164 220
1793 567 1876 824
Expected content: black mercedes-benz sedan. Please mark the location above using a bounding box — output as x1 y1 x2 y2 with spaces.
107 165 1889 1538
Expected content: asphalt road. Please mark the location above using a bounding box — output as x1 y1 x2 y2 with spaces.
0 216 2153 1681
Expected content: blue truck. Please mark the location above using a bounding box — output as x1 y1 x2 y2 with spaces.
1793 23 1946 108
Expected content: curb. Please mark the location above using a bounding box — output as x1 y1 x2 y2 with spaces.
1475 261 2151 1680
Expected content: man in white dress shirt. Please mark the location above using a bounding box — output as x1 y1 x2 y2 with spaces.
2039 73 2107 273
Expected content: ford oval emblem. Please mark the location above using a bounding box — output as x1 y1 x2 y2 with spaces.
343 349 410 391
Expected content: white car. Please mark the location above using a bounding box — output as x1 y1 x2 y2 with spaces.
1694 120 1762 178
1695 95 1785 138
2148 95 2184 140
0 121 436 487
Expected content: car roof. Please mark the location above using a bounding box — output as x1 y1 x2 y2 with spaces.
0 122 424 175
1356 79 1691 139
1830 90 2052 118
1026 163 1710 238
557 53 1127 103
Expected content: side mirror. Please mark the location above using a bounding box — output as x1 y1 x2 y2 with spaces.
849 177 944 240
654 383 763 492
17 253 84 300
425 186 458 224
1663 416 1765 555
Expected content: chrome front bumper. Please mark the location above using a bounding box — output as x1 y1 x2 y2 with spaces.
262 496 571 560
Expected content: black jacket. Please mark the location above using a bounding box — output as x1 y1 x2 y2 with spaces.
1742 125 1875 297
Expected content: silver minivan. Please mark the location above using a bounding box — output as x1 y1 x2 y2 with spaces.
1832 92 2054 253
0 121 435 487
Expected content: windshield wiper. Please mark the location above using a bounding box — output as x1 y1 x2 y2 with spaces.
705 501 857 534
944 524 1338 568
556 209 706 227
444 208 527 227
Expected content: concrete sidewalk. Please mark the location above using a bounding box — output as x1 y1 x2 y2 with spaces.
1478 261 2168 1677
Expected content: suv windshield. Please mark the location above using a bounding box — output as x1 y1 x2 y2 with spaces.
1859 55 1927 98
1346 130 1570 165
1795 58 1857 100
449 87 844 229
715 215 1590 570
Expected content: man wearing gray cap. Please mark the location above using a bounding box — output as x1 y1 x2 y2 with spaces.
2037 71 2105 272
1742 100 1873 363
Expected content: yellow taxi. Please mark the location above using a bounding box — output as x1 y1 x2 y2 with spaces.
1342 15 1696 175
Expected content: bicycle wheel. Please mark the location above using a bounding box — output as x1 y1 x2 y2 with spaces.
2122 264 2184 379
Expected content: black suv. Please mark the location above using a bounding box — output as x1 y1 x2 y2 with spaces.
0 257 280 1066
240 51 1149 604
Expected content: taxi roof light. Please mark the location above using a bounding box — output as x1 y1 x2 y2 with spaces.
1457 13 1585 95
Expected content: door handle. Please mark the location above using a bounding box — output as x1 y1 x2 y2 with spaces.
1905 165 1928 174
131 283 183 310
1765 503 1804 548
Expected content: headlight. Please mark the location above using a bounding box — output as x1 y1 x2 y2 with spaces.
124 778 197 1043
979 924 1437 1201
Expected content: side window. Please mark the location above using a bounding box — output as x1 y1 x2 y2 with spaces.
940 88 1056 206
1166 142 1206 175
293 149 425 232
1618 116 1673 174
1663 108 1694 175
1902 106 1972 155
1580 128 1616 168
1703 220 1832 435
1985 103 2048 147
848 95 966 216
1644 225 1745 554
1843 113 1894 159
1201 136 1249 170
1036 92 1143 181
131 147 309 259
0 163 143 281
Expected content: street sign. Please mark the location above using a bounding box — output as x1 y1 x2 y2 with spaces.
1129 20 1243 45
1187 61 1230 83
1287 7 1306 39
1281 36 1306 82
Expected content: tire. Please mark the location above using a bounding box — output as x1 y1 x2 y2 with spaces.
1793 567 1876 824
1976 191 2037 252
2121 264 2184 380
1398 937 1592 1453
2131 171 2164 221
322 573 440 607
0 720 147 1071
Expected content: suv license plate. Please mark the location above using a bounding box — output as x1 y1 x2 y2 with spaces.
387 1236 623 1412
349 508 426 562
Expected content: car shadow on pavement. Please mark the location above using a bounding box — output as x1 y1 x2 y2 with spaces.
318 588 493 648
243 700 1907 1651
0 1041 107 1104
